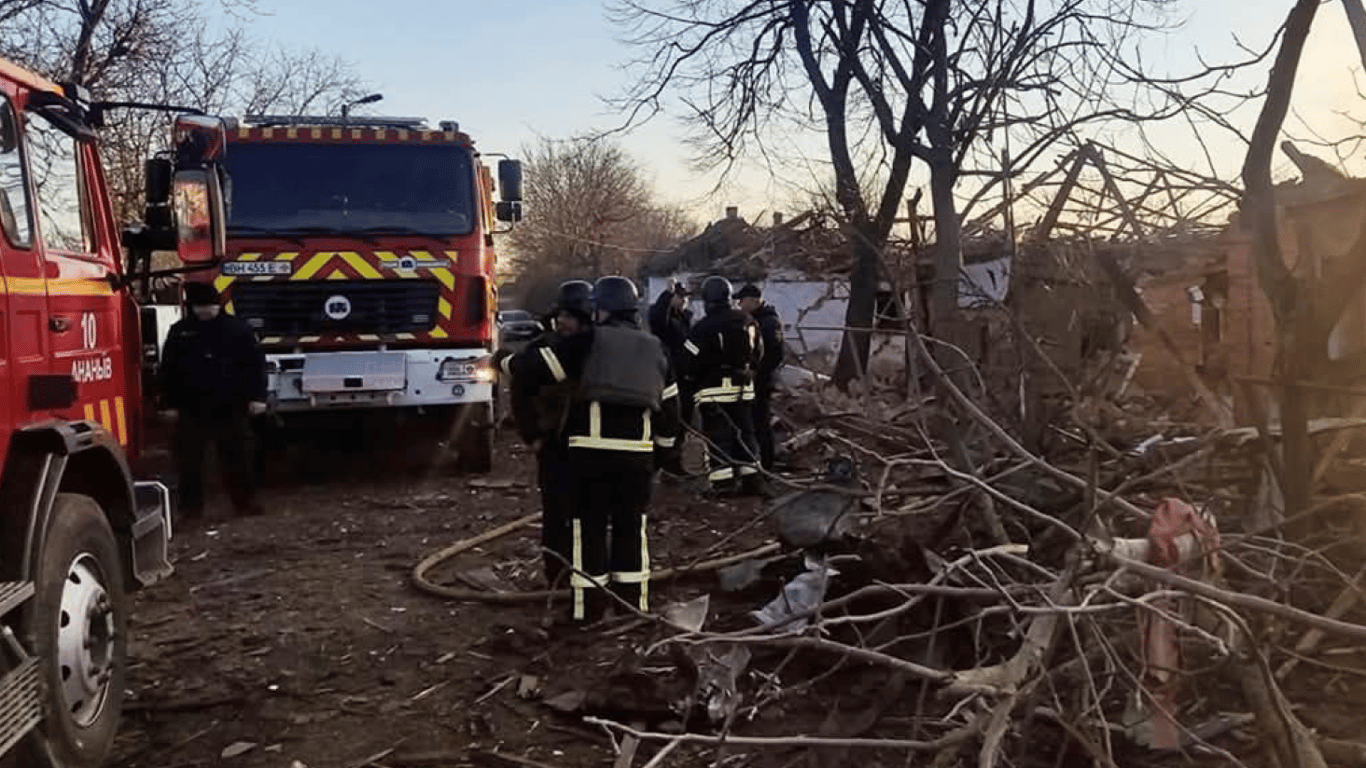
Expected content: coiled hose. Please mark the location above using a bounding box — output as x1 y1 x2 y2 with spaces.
410 511 779 602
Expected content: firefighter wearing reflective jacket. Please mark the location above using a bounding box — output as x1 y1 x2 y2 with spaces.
681 276 763 495
495 280 593 588
510 276 681 623
737 283 784 471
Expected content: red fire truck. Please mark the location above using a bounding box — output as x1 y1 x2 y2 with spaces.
0 57 228 765
180 114 523 472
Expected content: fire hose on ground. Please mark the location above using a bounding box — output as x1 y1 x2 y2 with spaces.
410 511 780 603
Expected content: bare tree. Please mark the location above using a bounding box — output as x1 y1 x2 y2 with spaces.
509 134 696 288
610 0 1240 388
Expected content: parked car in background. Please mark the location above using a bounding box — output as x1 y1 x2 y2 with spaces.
497 309 543 344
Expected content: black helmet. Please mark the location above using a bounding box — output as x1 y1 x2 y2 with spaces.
701 275 732 307
592 276 640 317
552 279 593 320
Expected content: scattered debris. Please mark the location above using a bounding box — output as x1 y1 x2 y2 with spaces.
220 741 257 759
517 674 542 700
751 557 838 633
662 595 710 633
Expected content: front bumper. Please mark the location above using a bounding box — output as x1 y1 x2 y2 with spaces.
267 349 495 412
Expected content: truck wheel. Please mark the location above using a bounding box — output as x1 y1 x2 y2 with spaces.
25 494 126 768
457 425 493 474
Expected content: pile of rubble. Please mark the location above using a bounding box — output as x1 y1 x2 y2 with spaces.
508 318 1366 768
643 209 867 281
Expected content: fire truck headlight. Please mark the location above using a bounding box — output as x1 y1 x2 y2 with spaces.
437 356 496 383
472 357 496 383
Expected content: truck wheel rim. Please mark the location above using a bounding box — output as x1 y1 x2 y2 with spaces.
56 554 114 727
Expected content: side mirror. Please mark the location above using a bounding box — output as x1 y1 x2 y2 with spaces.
498 159 523 203
173 168 226 263
495 201 523 223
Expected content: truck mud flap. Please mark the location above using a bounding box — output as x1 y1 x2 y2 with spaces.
130 482 173 587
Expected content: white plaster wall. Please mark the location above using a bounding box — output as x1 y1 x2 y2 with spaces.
647 274 904 377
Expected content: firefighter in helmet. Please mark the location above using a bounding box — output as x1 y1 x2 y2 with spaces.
502 276 681 623
495 279 593 588
736 283 784 471
679 276 763 495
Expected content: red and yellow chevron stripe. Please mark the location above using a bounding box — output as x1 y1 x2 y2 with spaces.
210 248 479 347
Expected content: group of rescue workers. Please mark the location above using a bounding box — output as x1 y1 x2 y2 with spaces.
153 273 786 626
495 275 783 624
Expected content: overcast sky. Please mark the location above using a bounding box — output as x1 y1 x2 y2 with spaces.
229 0 1364 223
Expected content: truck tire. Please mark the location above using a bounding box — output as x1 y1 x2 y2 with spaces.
457 424 493 474
24 494 126 768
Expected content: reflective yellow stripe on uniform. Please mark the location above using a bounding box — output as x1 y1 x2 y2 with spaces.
661 383 678 400
499 355 514 377
708 467 735 482
570 535 610 623
539 347 567 382
640 514 650 608
694 377 744 403
683 340 700 355
654 436 675 448
571 519 585 620
567 401 653 452
610 516 650 611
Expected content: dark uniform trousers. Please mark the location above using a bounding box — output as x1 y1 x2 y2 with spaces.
695 376 759 489
174 407 259 517
520 329 679 624
568 448 653 622
751 381 776 470
537 440 575 587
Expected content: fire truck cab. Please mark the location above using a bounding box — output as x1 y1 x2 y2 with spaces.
0 57 226 765
187 114 522 472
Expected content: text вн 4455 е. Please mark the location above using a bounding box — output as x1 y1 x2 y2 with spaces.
222 261 292 276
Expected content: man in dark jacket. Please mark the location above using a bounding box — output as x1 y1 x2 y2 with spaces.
737 284 784 471
503 276 681 623
158 282 268 519
680 276 762 495
648 280 694 445
497 279 593 588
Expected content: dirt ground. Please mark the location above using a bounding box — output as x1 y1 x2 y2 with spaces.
106 410 1366 768
111 428 783 768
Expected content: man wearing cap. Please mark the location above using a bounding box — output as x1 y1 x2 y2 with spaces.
737 284 784 471
157 282 268 520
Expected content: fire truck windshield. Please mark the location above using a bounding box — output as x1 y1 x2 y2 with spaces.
223 142 476 237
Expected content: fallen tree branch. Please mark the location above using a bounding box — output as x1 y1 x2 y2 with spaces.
583 717 977 751
1110 554 1366 642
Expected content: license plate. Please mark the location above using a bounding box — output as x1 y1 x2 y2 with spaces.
222 260 293 276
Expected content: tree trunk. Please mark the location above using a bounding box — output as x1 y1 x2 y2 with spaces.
928 156 961 343
1240 0 1320 518
834 222 881 388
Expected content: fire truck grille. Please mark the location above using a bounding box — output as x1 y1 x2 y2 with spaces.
232 280 443 336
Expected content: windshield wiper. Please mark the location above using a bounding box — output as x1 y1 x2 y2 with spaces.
227 225 375 245
226 225 307 246
342 226 458 238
